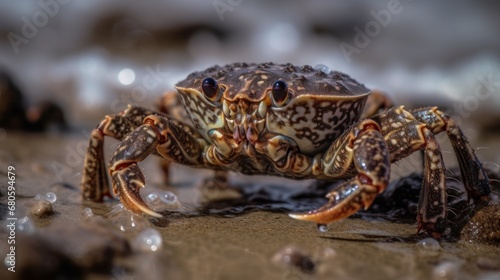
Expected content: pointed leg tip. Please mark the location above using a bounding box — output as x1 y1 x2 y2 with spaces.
144 209 163 218
289 213 307 220
128 200 163 218
288 210 331 224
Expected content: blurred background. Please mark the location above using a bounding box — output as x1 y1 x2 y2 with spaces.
0 0 499 133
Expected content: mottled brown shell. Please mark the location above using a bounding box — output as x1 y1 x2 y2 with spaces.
176 62 370 102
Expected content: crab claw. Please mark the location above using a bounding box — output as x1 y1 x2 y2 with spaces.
289 177 379 225
108 124 163 218
111 163 162 218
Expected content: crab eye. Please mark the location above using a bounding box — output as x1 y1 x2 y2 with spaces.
271 80 289 106
202 77 219 100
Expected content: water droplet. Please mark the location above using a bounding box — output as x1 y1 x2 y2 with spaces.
17 216 35 234
417 237 441 250
110 203 125 215
146 192 160 205
159 191 178 205
313 64 331 74
34 194 44 201
82 208 93 218
109 205 149 234
133 228 162 252
45 192 57 203
317 224 328 233
432 261 460 280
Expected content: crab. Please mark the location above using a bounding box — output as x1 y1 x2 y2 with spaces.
81 62 491 238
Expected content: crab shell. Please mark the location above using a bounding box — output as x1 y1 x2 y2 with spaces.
175 62 370 155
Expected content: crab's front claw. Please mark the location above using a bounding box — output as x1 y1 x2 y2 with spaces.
108 123 163 218
110 163 162 218
289 177 378 225
290 124 390 229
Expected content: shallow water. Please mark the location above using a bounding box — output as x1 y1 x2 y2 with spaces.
0 133 499 280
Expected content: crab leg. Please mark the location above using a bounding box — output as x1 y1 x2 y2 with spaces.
81 106 157 201
108 114 204 217
290 120 391 225
411 107 491 204
370 106 451 236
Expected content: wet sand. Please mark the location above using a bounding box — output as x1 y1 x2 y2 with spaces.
1 133 499 280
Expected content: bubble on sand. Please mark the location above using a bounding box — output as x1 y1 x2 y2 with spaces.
159 191 178 205
432 261 461 280
82 208 94 218
45 192 57 203
146 192 160 205
134 228 162 252
109 204 149 233
417 237 441 250
34 192 57 203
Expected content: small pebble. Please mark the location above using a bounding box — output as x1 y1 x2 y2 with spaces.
45 192 57 203
133 228 163 252
417 237 441 250
30 200 54 218
313 64 331 74
17 216 35 233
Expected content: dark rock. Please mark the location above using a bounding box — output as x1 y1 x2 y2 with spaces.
15 216 131 277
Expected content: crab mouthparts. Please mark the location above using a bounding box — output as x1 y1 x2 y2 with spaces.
233 124 259 144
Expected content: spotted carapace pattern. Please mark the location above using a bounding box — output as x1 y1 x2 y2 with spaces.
81 62 491 238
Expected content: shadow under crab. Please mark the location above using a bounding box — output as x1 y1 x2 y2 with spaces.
196 167 499 244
